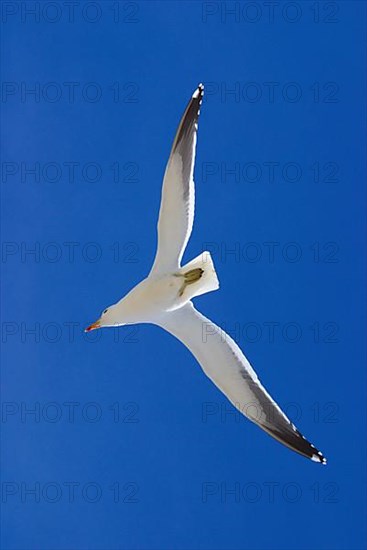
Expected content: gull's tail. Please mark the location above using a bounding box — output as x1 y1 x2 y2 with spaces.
178 251 219 302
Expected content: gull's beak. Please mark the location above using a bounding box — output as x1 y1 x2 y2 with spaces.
85 319 101 332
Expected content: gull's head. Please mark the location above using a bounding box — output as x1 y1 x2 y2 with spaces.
85 304 123 332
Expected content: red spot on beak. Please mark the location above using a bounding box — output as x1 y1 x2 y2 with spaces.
85 320 101 332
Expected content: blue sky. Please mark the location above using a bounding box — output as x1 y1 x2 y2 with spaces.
1 1 366 549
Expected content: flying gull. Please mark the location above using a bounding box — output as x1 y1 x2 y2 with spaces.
86 84 327 464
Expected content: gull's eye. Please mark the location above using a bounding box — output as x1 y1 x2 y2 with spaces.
103 308 108 315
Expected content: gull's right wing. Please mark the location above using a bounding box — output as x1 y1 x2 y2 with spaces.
150 84 204 275
156 303 327 464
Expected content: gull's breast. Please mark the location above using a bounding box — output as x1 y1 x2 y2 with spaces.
121 274 183 322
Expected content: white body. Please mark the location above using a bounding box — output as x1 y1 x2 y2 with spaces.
107 251 218 325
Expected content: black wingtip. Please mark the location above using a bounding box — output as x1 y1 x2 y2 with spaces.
261 421 327 465
296 428 327 465
172 84 204 152
192 83 204 101
311 449 327 465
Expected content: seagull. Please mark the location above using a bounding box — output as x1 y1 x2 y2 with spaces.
86 84 326 464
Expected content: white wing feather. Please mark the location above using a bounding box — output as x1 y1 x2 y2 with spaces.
156 303 326 464
150 84 204 275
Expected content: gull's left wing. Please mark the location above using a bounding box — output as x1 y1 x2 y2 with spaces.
150 84 204 275
156 303 327 464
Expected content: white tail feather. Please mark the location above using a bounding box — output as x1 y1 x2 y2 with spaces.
179 251 219 299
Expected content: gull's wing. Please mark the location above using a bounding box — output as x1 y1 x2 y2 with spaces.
156 303 326 464
150 84 204 275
